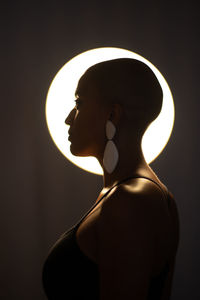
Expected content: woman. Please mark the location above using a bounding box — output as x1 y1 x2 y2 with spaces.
42 58 180 300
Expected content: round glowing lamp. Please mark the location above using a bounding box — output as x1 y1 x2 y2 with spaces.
45 47 175 175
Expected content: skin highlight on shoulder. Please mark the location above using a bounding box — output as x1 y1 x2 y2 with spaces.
101 177 167 210
97 178 171 242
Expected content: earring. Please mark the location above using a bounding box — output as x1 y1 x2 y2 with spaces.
103 120 119 174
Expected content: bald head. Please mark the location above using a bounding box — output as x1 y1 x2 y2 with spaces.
77 58 163 136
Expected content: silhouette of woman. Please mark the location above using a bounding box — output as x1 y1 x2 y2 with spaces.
42 58 180 300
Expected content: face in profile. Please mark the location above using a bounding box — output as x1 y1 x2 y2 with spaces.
65 76 108 158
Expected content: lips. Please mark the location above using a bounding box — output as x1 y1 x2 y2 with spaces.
68 129 72 136
68 130 72 141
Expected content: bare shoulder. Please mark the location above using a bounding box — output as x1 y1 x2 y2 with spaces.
99 177 170 223
98 177 180 262
97 177 169 256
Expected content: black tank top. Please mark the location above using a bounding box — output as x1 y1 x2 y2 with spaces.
42 176 171 300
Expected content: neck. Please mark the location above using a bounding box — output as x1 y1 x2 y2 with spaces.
97 140 150 189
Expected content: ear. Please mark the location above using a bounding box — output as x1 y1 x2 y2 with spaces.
109 103 123 126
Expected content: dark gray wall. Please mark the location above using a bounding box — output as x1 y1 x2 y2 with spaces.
1 1 199 299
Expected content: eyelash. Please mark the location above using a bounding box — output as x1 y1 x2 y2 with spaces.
75 99 81 109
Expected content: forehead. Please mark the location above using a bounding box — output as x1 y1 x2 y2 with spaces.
75 74 110 113
75 73 97 97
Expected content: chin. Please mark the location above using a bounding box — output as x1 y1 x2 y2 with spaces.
70 143 91 157
69 144 79 156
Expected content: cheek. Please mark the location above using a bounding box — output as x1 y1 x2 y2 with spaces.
90 118 106 146
76 106 107 148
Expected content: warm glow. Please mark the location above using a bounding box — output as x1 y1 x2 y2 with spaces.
45 47 175 175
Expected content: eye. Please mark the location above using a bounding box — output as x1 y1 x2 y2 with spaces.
75 98 81 110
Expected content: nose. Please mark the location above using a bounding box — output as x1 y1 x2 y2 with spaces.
65 108 76 125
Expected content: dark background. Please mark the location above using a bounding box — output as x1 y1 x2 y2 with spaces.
1 1 199 299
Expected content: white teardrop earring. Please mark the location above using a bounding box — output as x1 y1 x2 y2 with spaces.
103 120 119 174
